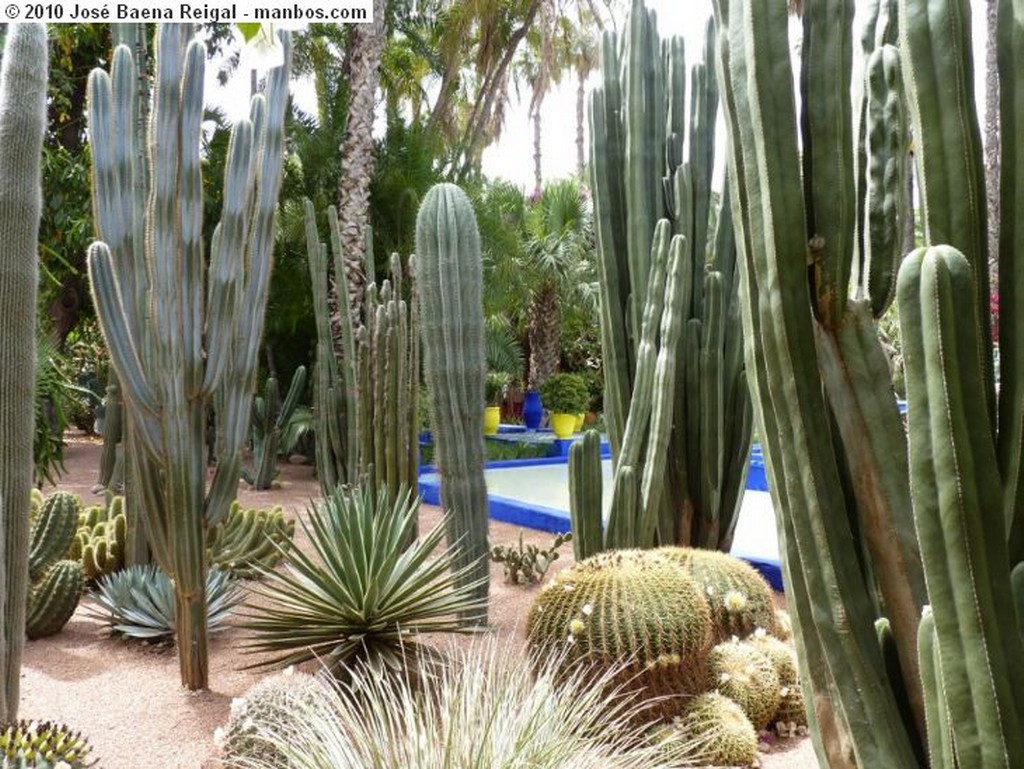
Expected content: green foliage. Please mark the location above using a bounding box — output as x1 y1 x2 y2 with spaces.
538 372 589 414
87 565 240 642
244 366 308 490
0 720 94 768
490 530 571 585
215 638 686 769
240 486 486 678
207 501 295 579
485 371 511 407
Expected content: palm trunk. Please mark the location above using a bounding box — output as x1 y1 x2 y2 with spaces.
533 109 542 195
336 0 387 325
527 280 561 389
576 65 586 178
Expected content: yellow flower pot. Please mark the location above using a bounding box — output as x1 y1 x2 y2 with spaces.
574 413 585 432
483 406 501 435
550 412 577 439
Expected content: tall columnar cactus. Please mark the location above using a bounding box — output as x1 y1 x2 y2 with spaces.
712 0 1024 765
306 200 419 498
0 23 47 722
244 366 307 490
415 183 489 621
86 26 291 690
574 0 752 559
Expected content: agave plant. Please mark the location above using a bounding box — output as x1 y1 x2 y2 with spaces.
86 565 240 641
218 639 692 769
239 485 487 677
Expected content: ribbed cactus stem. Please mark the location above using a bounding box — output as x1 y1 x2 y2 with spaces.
0 22 47 721
249 366 307 490
416 183 489 622
87 26 290 690
568 430 603 560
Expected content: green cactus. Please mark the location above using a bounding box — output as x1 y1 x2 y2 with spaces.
415 183 489 621
527 549 713 720
70 495 126 581
661 547 777 642
27 493 78 582
0 22 47 721
207 501 294 579
705 639 781 730
26 561 83 641
659 692 758 767
305 202 420 499
575 0 752 558
0 720 93 768
244 366 307 490
712 0 1024 763
86 26 291 690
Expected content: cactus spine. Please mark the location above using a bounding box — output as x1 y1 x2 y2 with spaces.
86 26 291 690
575 0 752 559
415 183 489 621
245 366 307 490
0 23 47 721
25 492 83 640
713 0 1024 764
306 201 419 498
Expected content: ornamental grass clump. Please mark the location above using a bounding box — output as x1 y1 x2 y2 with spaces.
217 639 695 769
240 485 486 678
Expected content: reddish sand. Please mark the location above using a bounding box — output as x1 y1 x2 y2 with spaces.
20 433 818 768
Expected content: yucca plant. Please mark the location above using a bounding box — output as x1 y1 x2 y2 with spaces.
240 486 487 677
218 639 694 769
86 565 240 642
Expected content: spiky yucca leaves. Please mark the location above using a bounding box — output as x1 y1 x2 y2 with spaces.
207 502 294 579
661 547 777 642
218 639 691 769
240 486 486 678
0 720 93 768
654 692 758 767
527 549 712 720
215 669 323 769
705 639 781 729
87 565 239 642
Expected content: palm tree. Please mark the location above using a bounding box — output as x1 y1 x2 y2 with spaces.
337 0 388 320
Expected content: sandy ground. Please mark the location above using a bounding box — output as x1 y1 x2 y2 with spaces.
20 433 819 769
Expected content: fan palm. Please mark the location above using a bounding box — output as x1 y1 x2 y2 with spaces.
240 485 486 678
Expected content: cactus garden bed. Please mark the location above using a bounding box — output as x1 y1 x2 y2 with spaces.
13 433 817 768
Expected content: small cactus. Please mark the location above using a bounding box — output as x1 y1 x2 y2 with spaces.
207 502 294 579
662 692 759 767
705 639 781 730
24 492 82 639
0 720 93 768
69 495 125 581
244 366 307 490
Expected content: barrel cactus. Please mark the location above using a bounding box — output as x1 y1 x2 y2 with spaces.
527 549 713 718
415 183 489 621
705 639 781 730
25 492 83 640
659 692 759 767
0 720 93 768
661 547 777 642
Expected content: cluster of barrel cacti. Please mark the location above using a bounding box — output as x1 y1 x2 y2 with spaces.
0 22 47 721
207 502 294 579
26 492 83 640
527 547 802 766
0 719 93 768
86 25 291 690
711 0 1024 765
69 495 126 581
415 183 490 622
572 0 752 561
306 201 420 499
243 366 307 490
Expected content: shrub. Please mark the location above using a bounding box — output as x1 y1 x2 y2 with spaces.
538 372 589 414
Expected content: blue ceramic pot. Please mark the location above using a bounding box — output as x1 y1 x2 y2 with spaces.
522 390 543 430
